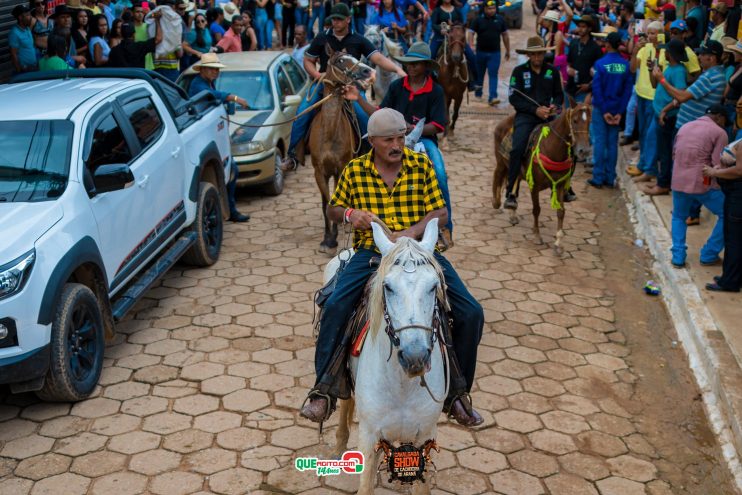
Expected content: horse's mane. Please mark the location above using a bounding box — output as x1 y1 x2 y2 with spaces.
367 237 445 338
381 32 404 58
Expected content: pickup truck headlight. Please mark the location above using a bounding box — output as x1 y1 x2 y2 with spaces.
231 140 266 156
0 250 35 301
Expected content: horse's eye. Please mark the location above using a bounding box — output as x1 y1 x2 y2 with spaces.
429 286 437 294
384 283 394 293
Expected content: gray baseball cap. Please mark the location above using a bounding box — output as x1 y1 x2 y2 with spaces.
368 108 407 138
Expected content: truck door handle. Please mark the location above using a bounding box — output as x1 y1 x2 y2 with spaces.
171 147 181 158
137 174 149 188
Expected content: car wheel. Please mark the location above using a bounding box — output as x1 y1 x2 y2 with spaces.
264 150 285 196
36 284 105 402
182 181 223 266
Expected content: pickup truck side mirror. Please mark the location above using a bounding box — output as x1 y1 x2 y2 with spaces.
225 101 236 116
282 95 302 109
92 164 135 195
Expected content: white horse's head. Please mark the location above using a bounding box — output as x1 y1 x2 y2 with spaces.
368 219 443 377
364 25 383 53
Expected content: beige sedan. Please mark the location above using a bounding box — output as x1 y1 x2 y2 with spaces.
179 51 309 195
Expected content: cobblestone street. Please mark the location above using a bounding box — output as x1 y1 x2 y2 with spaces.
0 14 739 493
0 100 736 493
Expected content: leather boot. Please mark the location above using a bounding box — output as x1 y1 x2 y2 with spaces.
448 397 484 427
300 397 329 423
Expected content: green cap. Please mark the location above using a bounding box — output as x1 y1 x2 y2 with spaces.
327 3 351 20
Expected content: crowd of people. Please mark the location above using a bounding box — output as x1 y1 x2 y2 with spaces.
517 0 742 292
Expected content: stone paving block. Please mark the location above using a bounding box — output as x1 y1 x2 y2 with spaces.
476 427 525 454
478 375 523 396
528 430 578 455
607 454 657 483
522 377 567 398
185 447 237 474
223 390 270 413
70 451 127 477
108 431 161 454
149 471 205 495
142 412 192 435
558 452 610 481
540 411 591 435
217 427 267 451
173 394 220 416
120 396 169 418
14 453 71 481
250 373 295 391
133 365 180 384
595 476 646 495
271 425 320 450
162 429 214 454
90 472 147 495
508 392 553 415
208 467 262 495
0 419 36 441
54 432 107 456
508 449 559 477
193 411 243 433
129 449 183 476
490 469 545 495
576 431 628 458
435 467 490 495
19 403 70 422
180 362 225 381
37 416 90 439
69 398 120 419
0 434 55 460
494 410 542 434
456 446 508 474
29 472 90 495
240 444 292 472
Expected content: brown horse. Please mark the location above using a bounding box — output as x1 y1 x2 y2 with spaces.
436 23 468 135
308 49 372 254
492 97 592 254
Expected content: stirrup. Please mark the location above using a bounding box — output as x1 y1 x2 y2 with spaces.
301 390 336 432
445 392 475 417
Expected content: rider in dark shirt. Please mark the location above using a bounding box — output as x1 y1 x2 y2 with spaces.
504 36 564 209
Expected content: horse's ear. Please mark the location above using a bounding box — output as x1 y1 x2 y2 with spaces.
372 222 395 256
567 94 576 109
419 218 439 253
325 44 335 57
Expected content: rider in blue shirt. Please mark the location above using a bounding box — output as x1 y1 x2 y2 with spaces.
370 0 409 50
187 54 251 223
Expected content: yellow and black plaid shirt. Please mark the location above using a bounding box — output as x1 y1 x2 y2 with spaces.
329 148 446 251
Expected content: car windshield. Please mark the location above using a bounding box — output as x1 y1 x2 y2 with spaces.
216 71 274 111
0 120 73 203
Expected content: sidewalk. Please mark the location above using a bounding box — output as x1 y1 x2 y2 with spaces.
617 145 742 486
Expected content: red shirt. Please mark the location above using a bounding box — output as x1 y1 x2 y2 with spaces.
217 28 242 53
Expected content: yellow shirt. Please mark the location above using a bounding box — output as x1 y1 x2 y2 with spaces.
635 45 658 100
659 46 701 76
644 0 661 19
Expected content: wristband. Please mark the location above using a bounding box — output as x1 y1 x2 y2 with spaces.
344 208 354 224
659 77 666 84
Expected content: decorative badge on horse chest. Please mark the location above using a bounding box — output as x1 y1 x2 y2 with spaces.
375 439 439 485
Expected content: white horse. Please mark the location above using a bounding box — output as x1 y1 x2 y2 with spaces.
364 25 404 102
328 219 447 495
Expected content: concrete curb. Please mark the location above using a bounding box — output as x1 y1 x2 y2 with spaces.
616 149 742 490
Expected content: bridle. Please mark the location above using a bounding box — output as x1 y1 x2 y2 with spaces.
546 105 590 149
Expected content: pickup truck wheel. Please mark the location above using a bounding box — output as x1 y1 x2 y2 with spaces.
264 151 285 196
36 284 105 402
182 181 223 266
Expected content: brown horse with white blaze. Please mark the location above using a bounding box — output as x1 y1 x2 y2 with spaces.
492 97 592 254
436 23 468 135
308 49 373 254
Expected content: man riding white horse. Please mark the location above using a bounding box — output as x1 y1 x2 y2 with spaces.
343 41 455 248
281 3 406 171
300 108 485 427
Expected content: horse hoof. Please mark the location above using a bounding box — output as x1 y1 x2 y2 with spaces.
534 237 543 245
508 216 519 226
492 199 501 209
554 245 564 256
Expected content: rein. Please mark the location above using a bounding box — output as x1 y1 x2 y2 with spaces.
440 28 469 84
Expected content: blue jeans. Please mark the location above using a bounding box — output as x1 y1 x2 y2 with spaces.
155 68 179 82
295 7 308 28
255 8 271 50
671 189 725 265
288 81 369 153
625 89 638 137
314 248 483 398
475 50 500 100
656 114 678 189
424 16 432 42
308 5 324 40
591 113 620 186
637 96 657 175
421 138 453 232
227 159 240 215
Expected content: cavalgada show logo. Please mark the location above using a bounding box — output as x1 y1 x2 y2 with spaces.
294 451 364 476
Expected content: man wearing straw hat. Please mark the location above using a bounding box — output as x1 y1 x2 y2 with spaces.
503 36 563 209
188 53 251 223
342 41 454 247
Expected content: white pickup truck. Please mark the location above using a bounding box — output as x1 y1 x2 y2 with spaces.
0 69 233 401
